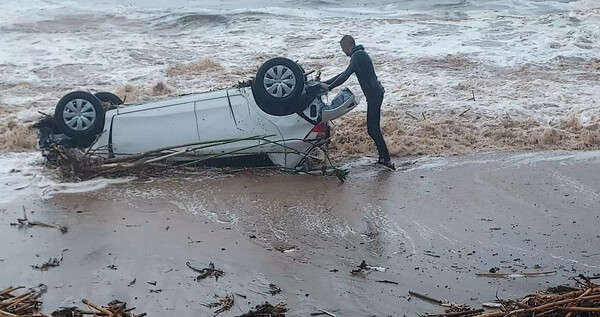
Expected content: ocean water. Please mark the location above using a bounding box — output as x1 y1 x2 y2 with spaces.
0 0 598 154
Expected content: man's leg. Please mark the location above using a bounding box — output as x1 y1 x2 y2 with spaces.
366 94 391 162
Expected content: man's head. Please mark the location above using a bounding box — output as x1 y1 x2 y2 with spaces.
340 35 355 56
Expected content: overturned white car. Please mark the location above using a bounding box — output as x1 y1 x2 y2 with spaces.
37 58 359 169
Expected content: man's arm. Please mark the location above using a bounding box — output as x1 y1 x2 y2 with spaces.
323 73 341 85
324 55 357 91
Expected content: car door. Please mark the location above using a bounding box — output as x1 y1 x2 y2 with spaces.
110 98 199 155
194 89 282 156
320 88 359 122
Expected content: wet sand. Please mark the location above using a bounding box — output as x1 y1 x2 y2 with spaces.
1 151 599 316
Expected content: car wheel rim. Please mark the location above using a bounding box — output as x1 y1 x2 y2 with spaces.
263 65 296 98
63 98 97 131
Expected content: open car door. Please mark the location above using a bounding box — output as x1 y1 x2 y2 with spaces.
321 88 359 122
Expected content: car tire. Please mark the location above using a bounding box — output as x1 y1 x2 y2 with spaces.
252 57 305 116
54 91 105 140
94 92 123 110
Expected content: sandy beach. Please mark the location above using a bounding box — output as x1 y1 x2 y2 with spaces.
1 150 599 316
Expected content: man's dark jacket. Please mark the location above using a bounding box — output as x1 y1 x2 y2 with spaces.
324 45 384 98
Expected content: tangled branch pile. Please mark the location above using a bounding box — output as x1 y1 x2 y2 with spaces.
0 286 45 317
0 286 147 317
44 134 348 182
475 276 600 317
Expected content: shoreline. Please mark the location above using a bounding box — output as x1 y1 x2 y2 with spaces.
1 150 599 315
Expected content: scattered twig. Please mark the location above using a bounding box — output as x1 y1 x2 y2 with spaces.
459 108 471 117
32 249 67 271
268 284 282 296
203 293 234 316
475 271 557 278
186 261 224 281
406 111 419 121
467 90 476 101
424 250 441 258
376 280 399 285
425 309 485 317
187 236 201 244
10 206 68 234
311 310 337 316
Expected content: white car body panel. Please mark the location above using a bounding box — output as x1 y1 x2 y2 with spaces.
111 101 198 154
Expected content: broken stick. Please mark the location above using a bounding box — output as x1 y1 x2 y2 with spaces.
82 299 114 316
459 108 471 117
406 111 419 121
408 291 443 305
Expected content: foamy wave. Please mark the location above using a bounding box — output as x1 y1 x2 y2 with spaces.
0 152 134 203
0 120 37 152
330 113 600 160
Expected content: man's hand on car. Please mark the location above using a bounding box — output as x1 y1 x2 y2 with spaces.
320 83 329 90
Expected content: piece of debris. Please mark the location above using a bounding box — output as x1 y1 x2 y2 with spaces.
268 284 282 296
310 310 337 316
351 260 386 275
475 271 557 278
203 293 234 316
489 267 500 273
149 289 162 293
32 249 67 271
409 290 444 305
128 278 136 287
424 250 441 258
376 280 399 285
187 236 201 243
11 206 68 234
237 301 287 317
147 281 157 286
235 79 253 89
482 302 505 308
51 306 85 317
421 309 484 317
274 246 297 253
186 261 224 281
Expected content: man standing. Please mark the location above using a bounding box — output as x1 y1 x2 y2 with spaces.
321 35 394 170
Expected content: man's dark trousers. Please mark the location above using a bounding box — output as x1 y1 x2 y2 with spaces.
366 93 390 162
